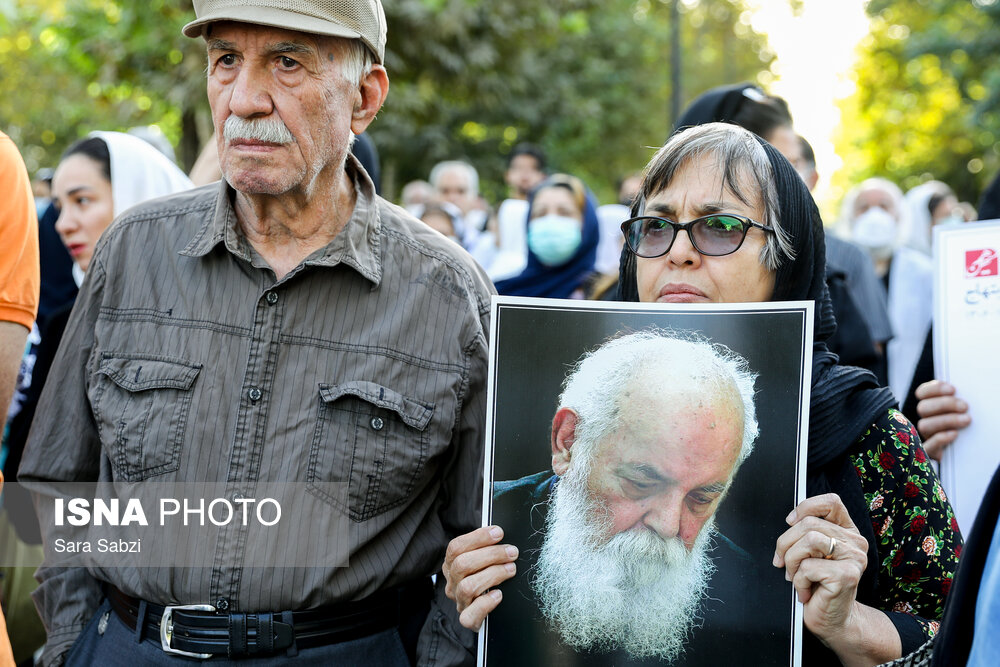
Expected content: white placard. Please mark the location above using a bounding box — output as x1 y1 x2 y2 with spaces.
934 220 1000 532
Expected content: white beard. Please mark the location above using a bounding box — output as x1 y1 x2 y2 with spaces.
532 471 717 661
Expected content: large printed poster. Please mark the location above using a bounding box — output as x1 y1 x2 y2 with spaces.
480 297 812 666
934 220 1000 531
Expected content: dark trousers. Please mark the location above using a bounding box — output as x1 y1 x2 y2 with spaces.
65 599 414 666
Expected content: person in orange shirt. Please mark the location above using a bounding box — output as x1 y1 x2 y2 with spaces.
0 130 40 667
0 131 39 425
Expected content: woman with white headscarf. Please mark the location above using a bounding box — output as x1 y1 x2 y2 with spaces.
52 131 194 285
5 132 193 524
838 177 933 409
904 180 959 256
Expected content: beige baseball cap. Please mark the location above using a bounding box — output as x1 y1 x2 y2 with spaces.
183 0 386 64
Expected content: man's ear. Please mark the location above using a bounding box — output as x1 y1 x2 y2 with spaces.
350 65 389 136
551 407 579 477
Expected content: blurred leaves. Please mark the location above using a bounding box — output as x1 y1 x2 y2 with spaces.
4 0 773 203
1 0 209 173
834 0 1000 208
376 0 774 201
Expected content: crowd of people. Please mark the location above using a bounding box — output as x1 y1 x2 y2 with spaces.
0 0 999 665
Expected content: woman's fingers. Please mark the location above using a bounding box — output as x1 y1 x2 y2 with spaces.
454 560 518 611
449 542 518 584
775 495 864 570
785 493 857 530
775 494 869 642
915 392 971 458
791 556 864 609
922 433 956 462
445 525 505 569
914 381 971 450
917 410 971 438
459 588 503 631
778 524 867 580
443 526 518 608
914 379 955 401
446 545 518 609
915 394 967 419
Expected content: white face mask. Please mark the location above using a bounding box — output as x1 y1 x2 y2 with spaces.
851 206 897 252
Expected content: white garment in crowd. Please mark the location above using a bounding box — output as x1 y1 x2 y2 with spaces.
92 131 194 219
903 181 948 256
487 199 530 281
595 203 629 274
886 246 934 404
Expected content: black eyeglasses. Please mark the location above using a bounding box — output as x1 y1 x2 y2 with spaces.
621 214 773 258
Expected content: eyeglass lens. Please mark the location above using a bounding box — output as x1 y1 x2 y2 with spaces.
628 215 748 257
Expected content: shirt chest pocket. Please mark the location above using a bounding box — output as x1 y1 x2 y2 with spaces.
308 380 435 522
89 355 202 482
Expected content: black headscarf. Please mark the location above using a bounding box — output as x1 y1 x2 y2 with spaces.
674 83 760 131
674 83 793 139
616 133 897 471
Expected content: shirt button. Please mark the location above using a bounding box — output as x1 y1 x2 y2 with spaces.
215 597 230 611
370 417 384 431
265 291 278 305
248 386 262 402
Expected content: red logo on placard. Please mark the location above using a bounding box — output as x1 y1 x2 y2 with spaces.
966 249 998 278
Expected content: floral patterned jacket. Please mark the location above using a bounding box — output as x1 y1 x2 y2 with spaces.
850 409 962 643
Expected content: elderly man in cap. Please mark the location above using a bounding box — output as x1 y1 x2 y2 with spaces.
19 1 491 665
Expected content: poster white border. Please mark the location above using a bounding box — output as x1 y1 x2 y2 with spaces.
478 295 813 667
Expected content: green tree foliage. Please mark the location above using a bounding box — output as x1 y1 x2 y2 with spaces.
834 0 1000 208
1 0 209 174
377 0 774 202
4 0 773 203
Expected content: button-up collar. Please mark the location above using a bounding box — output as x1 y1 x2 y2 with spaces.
180 154 382 286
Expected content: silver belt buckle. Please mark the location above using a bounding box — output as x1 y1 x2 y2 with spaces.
160 603 217 659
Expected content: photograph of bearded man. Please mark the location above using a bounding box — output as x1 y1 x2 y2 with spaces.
479 302 810 666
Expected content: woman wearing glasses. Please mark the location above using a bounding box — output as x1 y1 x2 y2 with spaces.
444 123 958 666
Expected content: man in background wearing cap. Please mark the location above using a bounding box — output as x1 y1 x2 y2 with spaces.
19 1 490 664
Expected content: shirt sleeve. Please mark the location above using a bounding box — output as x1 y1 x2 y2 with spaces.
416 292 490 667
17 256 107 666
0 134 40 329
849 408 962 653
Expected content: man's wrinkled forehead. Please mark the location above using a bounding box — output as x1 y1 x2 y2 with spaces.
204 20 329 54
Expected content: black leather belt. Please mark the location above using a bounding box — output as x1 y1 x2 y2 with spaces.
107 579 433 659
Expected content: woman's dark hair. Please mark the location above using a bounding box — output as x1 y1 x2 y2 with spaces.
674 84 793 141
508 142 547 172
730 91 793 140
927 189 954 217
61 136 111 183
530 173 587 215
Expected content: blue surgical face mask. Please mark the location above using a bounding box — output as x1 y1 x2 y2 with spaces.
528 214 582 266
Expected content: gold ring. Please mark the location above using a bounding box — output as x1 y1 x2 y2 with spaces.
824 536 837 560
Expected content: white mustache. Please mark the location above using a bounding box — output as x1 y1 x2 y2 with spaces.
223 116 294 144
